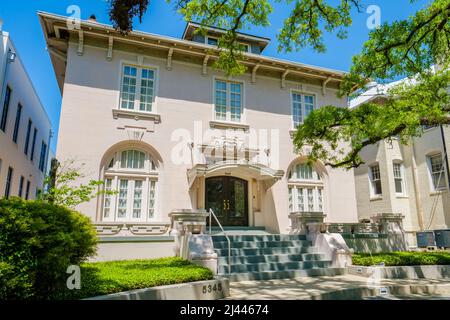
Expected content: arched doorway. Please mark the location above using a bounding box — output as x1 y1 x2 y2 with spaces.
205 176 249 226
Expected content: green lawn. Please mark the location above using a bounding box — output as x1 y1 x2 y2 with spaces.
58 257 214 300
352 252 450 267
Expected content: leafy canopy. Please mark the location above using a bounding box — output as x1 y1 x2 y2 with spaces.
108 0 450 168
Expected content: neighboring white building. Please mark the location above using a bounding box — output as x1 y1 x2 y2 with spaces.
350 81 450 246
39 12 359 260
0 24 52 200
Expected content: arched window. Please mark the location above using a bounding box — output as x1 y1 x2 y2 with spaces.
101 149 158 222
288 163 324 213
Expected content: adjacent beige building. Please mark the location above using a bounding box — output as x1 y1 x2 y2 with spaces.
39 12 359 259
0 24 52 200
350 81 450 246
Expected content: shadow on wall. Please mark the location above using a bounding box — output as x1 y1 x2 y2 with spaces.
344 234 407 253
263 187 280 233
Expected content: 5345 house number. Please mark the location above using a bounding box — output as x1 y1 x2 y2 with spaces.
202 283 222 294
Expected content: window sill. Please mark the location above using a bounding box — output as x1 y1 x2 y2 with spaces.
395 194 409 199
209 120 250 131
370 196 383 201
113 109 161 123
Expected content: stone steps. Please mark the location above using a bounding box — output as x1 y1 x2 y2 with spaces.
217 253 327 264
213 240 311 249
218 260 332 274
212 233 342 282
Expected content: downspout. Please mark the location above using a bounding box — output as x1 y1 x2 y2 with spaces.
410 137 425 231
440 125 450 188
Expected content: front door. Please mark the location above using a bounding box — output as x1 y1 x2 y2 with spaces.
205 176 248 226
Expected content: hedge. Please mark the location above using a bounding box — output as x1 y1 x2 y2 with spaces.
352 252 450 266
58 258 214 300
0 198 97 300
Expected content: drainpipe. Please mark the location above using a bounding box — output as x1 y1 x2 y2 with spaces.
410 137 425 231
440 125 450 188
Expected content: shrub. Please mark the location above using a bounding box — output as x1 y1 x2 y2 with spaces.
352 252 450 266
0 198 97 300
58 258 215 300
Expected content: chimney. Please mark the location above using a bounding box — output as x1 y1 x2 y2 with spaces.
88 14 97 23
0 18 3 33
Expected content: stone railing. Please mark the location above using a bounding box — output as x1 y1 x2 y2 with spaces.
94 222 171 237
323 223 381 235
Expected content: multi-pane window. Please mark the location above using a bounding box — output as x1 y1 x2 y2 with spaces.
5 167 13 198
207 37 218 46
393 162 406 195
103 179 112 218
39 141 47 172
369 164 382 196
102 149 158 222
12 104 22 143
0 86 12 132
428 154 447 191
120 65 155 112
18 176 24 198
24 119 32 156
288 163 324 213
25 180 30 200
30 128 37 162
292 93 315 128
214 80 243 122
289 164 321 181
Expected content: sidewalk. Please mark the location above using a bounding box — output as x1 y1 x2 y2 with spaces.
227 275 450 300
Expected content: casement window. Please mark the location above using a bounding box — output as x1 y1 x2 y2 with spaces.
0 86 12 132
5 167 13 198
427 153 447 191
214 80 243 122
12 103 22 143
393 162 406 195
38 141 47 172
369 164 382 197
102 149 158 222
288 163 324 213
206 36 218 46
25 180 30 200
119 65 155 113
18 176 24 198
24 119 32 156
292 93 315 128
30 129 37 162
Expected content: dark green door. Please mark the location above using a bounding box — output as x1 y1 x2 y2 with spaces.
205 176 248 226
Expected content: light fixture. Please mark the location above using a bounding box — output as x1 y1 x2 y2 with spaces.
8 51 16 63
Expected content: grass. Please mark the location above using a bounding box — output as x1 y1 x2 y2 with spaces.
352 252 450 267
57 257 214 300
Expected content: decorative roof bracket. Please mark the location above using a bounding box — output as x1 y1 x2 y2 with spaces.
77 30 84 56
107 36 114 61
202 55 210 76
167 47 174 71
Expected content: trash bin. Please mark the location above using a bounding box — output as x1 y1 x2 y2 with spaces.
416 231 435 247
434 229 450 248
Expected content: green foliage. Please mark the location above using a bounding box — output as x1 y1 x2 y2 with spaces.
294 68 450 168
0 198 97 300
42 159 116 208
57 258 214 300
352 251 450 266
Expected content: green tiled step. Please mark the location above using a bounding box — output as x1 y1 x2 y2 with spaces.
214 246 318 256
228 268 346 282
212 240 311 249
217 253 326 264
218 260 332 273
212 235 307 242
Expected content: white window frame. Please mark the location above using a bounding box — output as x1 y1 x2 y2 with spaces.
427 153 447 192
102 149 159 222
368 163 383 198
213 77 246 124
290 90 316 129
288 163 324 213
118 61 159 114
393 161 407 196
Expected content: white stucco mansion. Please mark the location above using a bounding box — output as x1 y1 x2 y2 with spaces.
39 12 362 260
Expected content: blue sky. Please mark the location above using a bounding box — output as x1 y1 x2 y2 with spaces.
0 0 428 152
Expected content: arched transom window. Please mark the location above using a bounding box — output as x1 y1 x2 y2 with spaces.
102 149 158 222
288 163 324 213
